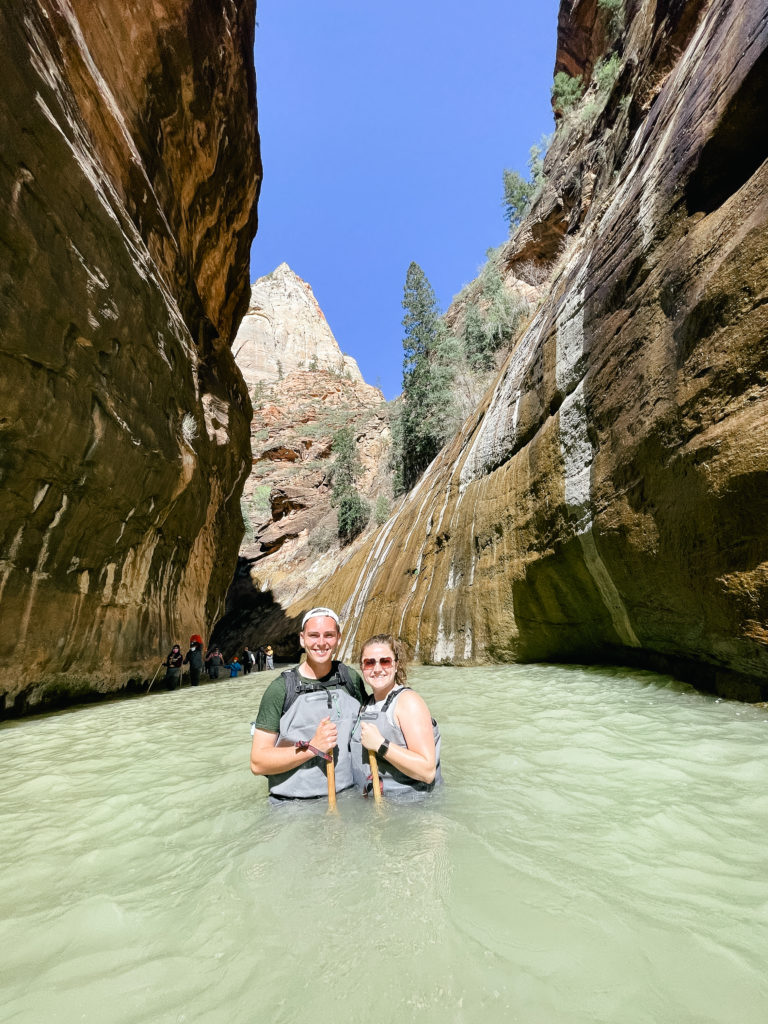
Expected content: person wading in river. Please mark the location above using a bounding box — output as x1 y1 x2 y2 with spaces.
164 644 183 689
350 634 442 800
249 607 366 804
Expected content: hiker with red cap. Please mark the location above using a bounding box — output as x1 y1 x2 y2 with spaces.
184 635 204 687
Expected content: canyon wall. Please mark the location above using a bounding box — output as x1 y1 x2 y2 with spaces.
0 0 261 713
288 0 768 700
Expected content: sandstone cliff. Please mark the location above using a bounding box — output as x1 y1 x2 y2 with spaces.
0 0 261 714
234 263 365 386
280 0 768 701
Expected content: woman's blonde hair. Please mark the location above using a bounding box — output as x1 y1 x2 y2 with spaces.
359 634 409 688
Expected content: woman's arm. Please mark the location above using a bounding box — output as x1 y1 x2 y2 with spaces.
360 691 436 784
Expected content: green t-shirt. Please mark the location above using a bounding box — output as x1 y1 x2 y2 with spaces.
253 662 367 734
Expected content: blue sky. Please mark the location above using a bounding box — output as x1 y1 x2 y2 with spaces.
250 1 560 399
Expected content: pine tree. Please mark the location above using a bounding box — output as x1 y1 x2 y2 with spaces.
397 262 457 491
329 427 369 542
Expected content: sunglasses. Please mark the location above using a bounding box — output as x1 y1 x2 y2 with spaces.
361 657 394 669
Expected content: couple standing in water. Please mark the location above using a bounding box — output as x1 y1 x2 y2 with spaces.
249 606 442 803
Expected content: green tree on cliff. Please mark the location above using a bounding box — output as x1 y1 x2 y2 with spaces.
330 426 369 542
395 262 458 492
502 137 550 232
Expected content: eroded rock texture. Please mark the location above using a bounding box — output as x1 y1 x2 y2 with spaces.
291 0 768 700
0 1 261 713
234 263 365 386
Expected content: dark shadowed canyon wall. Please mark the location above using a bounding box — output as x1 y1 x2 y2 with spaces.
0 0 261 713
284 0 768 701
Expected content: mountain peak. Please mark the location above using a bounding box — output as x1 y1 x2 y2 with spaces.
233 264 364 386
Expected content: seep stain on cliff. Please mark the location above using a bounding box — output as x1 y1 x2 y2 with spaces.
293 0 768 701
0 1 261 715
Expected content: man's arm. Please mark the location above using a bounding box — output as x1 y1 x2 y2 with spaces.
249 717 337 776
249 674 338 776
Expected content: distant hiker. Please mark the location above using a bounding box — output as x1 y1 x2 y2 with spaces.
164 644 183 689
265 645 274 670
256 645 266 672
249 607 365 803
205 645 224 680
227 657 243 678
351 633 442 801
242 646 254 675
184 636 204 686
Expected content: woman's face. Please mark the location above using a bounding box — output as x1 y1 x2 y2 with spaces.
360 642 397 689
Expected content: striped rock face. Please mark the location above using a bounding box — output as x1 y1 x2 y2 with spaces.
0 1 260 713
292 0 768 700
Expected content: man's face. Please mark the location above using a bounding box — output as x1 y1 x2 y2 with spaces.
299 616 341 668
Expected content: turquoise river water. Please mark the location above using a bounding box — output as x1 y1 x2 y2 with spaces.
2 664 768 1024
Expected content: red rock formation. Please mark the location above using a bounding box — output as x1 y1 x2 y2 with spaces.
0 0 260 713
238 370 388 597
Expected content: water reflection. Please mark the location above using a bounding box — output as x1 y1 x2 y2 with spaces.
1 664 768 1023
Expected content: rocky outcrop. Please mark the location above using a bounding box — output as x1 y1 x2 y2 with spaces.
209 269 387 660
0 1 261 714
234 263 365 386
282 0 768 701
214 369 388 658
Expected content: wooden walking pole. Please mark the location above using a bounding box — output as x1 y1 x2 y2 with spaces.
368 751 382 805
327 749 338 813
147 662 163 693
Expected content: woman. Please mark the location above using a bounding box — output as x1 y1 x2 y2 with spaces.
350 634 442 800
164 644 183 689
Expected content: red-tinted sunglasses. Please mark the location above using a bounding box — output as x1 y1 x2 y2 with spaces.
362 657 394 669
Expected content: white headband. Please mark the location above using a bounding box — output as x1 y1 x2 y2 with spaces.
301 606 341 630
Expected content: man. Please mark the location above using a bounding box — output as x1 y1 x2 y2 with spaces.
205 644 223 680
249 607 366 802
183 636 204 686
242 646 253 675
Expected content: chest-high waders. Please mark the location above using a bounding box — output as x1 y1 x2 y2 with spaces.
350 686 442 801
267 663 361 800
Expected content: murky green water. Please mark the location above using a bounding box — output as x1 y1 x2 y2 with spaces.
2 664 768 1023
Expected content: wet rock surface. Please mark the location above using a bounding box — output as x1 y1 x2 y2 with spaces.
288 0 768 700
0 0 261 715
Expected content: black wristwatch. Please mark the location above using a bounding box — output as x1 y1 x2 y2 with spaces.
377 739 390 757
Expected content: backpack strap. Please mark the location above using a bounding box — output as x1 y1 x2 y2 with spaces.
281 661 360 715
280 667 301 716
381 685 411 714
336 661 364 702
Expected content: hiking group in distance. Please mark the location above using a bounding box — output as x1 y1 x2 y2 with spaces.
156 636 274 689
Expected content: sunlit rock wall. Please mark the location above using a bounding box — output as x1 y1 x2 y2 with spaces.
233 263 365 387
293 0 768 700
0 0 261 712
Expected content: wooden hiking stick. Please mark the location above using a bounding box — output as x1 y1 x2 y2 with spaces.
327 750 338 813
147 662 163 693
368 751 382 805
